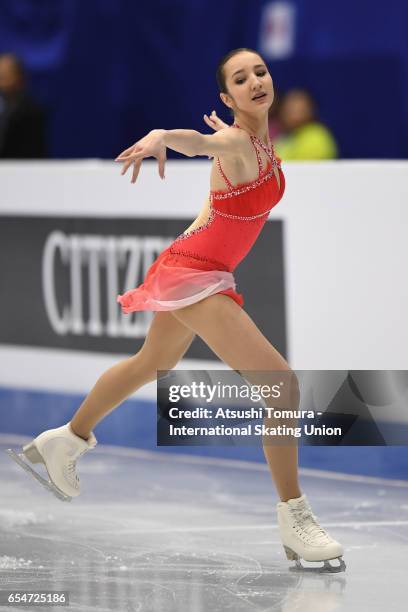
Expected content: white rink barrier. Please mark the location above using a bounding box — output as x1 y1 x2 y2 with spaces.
1 159 408 405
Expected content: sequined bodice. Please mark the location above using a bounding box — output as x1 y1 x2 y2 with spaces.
169 123 286 272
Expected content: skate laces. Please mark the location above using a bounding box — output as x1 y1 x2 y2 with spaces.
66 447 88 487
66 461 79 486
291 503 332 544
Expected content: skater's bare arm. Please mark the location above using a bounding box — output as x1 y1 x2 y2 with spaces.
162 128 244 158
163 110 231 157
115 127 244 184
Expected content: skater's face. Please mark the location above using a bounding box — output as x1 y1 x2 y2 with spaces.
220 52 274 117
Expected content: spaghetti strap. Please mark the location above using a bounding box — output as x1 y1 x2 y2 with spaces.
215 156 235 192
215 131 264 191
249 136 264 177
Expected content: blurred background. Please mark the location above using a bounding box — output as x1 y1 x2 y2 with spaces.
0 0 407 161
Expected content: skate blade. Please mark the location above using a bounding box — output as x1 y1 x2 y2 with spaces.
290 556 346 574
5 449 72 503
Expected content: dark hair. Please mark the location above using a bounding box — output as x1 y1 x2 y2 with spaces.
216 47 266 117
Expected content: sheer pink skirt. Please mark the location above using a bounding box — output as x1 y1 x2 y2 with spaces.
117 247 244 313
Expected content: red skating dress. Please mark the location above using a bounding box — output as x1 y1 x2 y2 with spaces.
117 123 286 312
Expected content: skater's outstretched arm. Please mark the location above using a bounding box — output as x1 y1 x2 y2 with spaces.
163 126 245 157
115 125 245 184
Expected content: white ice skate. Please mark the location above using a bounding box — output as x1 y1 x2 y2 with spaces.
277 494 346 573
5 422 97 502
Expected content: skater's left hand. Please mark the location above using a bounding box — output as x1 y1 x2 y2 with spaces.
203 111 230 159
203 110 229 133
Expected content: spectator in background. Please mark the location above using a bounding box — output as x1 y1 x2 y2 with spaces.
0 53 47 158
273 88 338 160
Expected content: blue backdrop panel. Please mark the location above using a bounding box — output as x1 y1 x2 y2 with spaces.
0 0 407 158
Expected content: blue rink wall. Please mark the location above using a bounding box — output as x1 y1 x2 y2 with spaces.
1 386 407 481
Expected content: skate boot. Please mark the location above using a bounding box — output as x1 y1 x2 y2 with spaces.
277 493 346 573
5 422 97 502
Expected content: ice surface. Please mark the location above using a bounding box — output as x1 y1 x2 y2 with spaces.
0 436 407 611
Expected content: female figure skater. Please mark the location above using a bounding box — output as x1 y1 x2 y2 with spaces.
11 48 345 572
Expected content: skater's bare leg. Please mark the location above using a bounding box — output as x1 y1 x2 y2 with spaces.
260 375 301 502
172 294 302 502
70 312 195 439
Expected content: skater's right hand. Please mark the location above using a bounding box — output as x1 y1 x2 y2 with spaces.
115 129 166 183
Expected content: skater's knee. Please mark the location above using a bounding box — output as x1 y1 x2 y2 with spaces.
135 347 180 376
243 368 299 411
278 369 300 408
